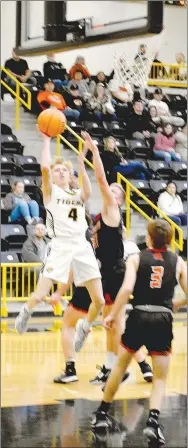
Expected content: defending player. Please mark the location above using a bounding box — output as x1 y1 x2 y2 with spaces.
15 133 104 334
91 219 187 445
74 132 153 381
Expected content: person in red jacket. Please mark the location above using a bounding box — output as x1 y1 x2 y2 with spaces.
37 79 80 120
69 56 91 79
153 123 182 162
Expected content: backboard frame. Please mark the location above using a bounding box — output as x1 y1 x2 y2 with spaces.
15 1 164 57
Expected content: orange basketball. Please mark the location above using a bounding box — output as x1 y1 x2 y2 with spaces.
37 108 66 137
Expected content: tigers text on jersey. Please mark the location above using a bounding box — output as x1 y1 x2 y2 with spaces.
45 184 88 239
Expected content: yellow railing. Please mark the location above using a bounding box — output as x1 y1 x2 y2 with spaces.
117 173 183 253
1 263 72 319
56 128 183 253
148 62 187 88
1 66 31 130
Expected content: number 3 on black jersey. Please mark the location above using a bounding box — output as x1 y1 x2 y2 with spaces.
150 266 164 289
68 208 78 222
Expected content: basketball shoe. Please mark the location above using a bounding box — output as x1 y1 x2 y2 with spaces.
90 365 130 386
139 361 153 383
15 304 32 334
91 411 116 430
54 362 78 384
143 418 165 445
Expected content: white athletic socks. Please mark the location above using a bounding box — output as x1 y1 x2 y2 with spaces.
82 319 91 333
105 352 117 370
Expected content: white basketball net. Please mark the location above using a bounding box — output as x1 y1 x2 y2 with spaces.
114 30 165 88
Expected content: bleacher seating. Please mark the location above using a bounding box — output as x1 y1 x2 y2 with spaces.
1 224 27 250
1 67 187 264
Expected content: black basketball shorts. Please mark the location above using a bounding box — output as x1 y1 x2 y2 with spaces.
102 265 125 305
69 286 91 313
121 309 173 356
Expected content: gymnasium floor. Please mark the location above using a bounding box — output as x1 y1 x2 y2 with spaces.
2 318 187 448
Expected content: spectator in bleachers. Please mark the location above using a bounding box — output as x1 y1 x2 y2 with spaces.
149 52 167 79
101 136 153 180
148 106 163 133
69 55 91 79
126 99 155 144
89 71 109 95
175 124 187 161
63 84 86 115
134 44 147 63
43 53 69 88
149 88 185 127
22 223 48 279
4 48 36 91
86 83 117 121
67 70 91 99
157 182 187 226
4 180 41 225
37 79 80 120
153 123 182 162
170 53 187 81
108 74 133 104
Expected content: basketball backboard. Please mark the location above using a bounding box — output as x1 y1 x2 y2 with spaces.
16 1 163 56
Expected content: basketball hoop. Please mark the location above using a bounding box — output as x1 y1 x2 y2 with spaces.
113 29 165 88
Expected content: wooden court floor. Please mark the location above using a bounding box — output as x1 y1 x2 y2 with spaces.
1 321 187 448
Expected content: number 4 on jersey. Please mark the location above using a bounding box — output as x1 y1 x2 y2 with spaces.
150 266 164 289
68 208 78 222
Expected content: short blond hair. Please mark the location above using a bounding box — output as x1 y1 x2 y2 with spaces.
50 157 73 173
110 182 125 196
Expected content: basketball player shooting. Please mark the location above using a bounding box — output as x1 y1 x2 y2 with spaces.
15 132 104 334
91 219 187 445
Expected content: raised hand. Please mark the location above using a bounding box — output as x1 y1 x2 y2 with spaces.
103 314 115 330
81 131 96 152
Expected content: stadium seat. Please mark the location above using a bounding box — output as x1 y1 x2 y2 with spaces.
166 94 187 111
13 155 41 176
83 121 105 138
171 109 185 124
1 251 20 263
1 224 27 250
170 161 187 180
147 160 173 179
66 121 83 135
91 137 104 153
175 180 187 202
149 179 168 204
1 176 11 197
115 103 130 121
1 155 22 176
1 134 24 155
105 121 126 138
1 123 13 135
115 138 128 155
129 179 153 216
127 139 151 160
1 208 9 224
1 233 9 251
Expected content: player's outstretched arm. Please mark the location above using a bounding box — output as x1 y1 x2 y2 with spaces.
173 257 187 312
40 132 52 205
81 132 116 207
104 254 139 328
78 144 92 202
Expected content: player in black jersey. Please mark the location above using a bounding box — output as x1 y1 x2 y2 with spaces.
75 132 152 382
91 219 187 445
